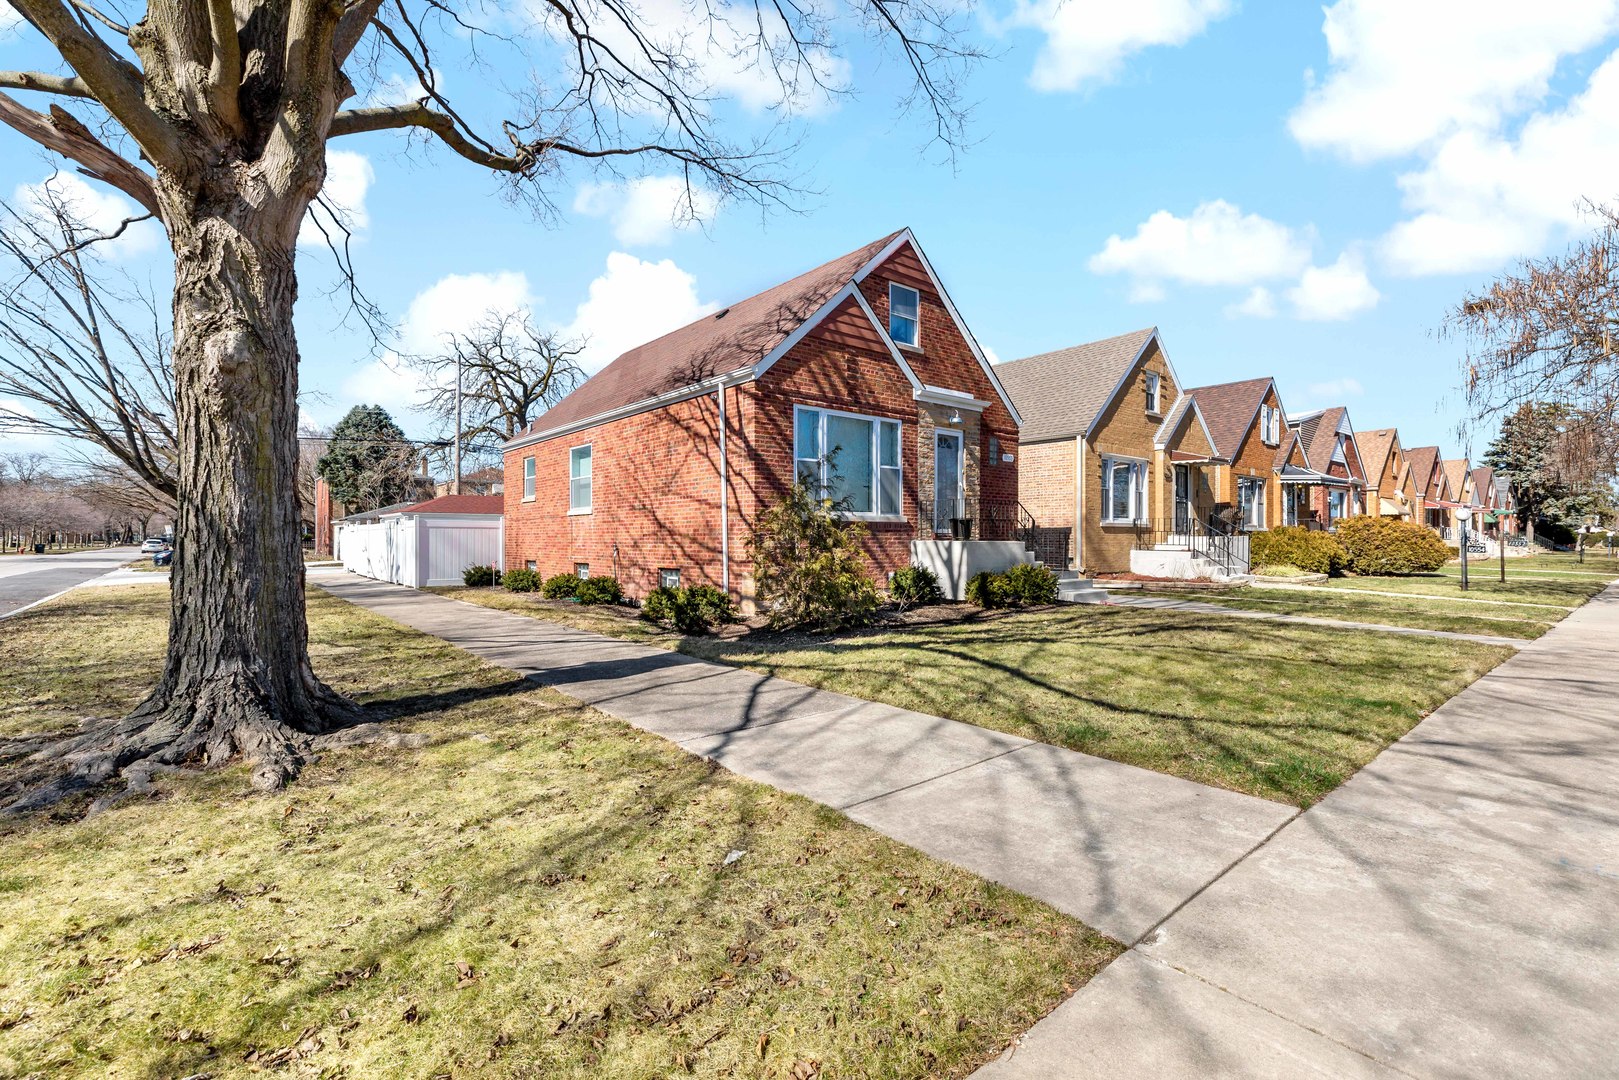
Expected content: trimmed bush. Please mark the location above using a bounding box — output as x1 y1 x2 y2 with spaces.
575 575 624 605
1250 526 1348 576
965 570 1009 609
643 584 737 633
750 481 880 631
1002 563 1059 605
889 565 943 611
501 567 540 593
462 564 497 587
1336 516 1451 575
540 573 580 600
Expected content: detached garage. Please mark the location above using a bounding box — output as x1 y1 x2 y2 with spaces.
335 494 504 588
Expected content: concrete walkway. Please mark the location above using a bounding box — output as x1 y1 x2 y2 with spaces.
1108 594 1528 648
974 582 1619 1079
316 572 1297 943
1252 580 1577 611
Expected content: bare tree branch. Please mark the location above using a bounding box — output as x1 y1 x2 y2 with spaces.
0 96 159 213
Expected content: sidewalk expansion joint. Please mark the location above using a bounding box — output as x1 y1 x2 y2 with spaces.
834 742 1034 812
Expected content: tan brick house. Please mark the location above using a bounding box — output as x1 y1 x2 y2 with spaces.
997 328 1223 574
1358 428 1417 520
1405 445 1452 531
1184 376 1292 532
500 229 1022 602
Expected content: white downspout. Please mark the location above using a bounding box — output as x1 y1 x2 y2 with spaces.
1074 434 1086 572
717 384 731 594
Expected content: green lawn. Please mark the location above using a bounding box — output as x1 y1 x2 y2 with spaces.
436 588 1509 807
1140 587 1556 640
1321 571 1609 607
0 586 1115 1079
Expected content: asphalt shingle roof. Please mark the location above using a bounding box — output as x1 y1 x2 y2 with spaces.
995 328 1157 442
1406 446 1442 496
1185 376 1273 460
515 230 903 440
1358 428 1399 486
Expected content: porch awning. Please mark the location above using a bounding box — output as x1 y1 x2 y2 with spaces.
1379 498 1405 515
1278 466 1350 485
1168 450 1224 464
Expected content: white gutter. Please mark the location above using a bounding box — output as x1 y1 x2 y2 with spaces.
717 383 730 594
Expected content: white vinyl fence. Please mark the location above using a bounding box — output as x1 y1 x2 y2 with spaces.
335 512 503 588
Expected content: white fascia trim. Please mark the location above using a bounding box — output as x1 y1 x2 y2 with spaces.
848 285 924 390
1151 394 1185 447
503 368 753 452
916 385 991 410
854 228 1026 429
751 280 861 380
1082 327 1160 442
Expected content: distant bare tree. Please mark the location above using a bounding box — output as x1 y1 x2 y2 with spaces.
1450 202 1619 493
0 186 177 498
416 310 586 450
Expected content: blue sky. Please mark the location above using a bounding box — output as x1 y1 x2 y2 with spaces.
4 1 1619 464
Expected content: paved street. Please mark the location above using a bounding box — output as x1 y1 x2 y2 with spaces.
0 547 138 619
974 581 1619 1079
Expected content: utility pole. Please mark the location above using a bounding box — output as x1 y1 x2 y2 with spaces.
451 349 463 496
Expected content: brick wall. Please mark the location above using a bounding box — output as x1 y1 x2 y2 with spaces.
501 238 1019 600
1082 341 1180 572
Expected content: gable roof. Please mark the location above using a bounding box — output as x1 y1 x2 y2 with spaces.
1443 458 1473 501
513 231 900 443
506 229 1021 449
1185 376 1275 460
1290 407 1358 479
1358 428 1399 484
1406 446 1441 495
1471 466 1495 503
995 328 1157 443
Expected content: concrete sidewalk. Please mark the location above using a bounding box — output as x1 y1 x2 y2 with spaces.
317 573 1297 943
974 582 1619 1079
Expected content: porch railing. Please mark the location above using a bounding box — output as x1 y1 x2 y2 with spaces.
980 498 1073 570
1133 516 1251 577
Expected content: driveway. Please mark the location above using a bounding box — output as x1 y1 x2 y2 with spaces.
0 547 139 618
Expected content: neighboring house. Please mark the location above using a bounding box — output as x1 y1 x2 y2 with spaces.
1405 446 1450 532
1442 458 1481 538
434 466 505 497
1492 475 1520 535
1185 376 1292 533
335 494 505 588
500 229 1023 602
998 327 1223 575
1284 408 1368 527
1358 428 1417 521
1471 465 1517 536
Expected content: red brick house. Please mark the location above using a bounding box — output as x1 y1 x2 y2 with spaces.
501 229 1023 603
1283 407 1368 527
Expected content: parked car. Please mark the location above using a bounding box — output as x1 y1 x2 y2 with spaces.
153 548 173 567
140 538 170 554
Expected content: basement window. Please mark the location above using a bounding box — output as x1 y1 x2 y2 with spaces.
659 568 681 589
575 562 589 580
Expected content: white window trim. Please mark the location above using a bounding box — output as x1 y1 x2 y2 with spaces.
1100 454 1150 526
568 443 593 515
1260 405 1280 447
522 456 536 502
1144 371 1162 417
793 404 905 522
888 282 921 351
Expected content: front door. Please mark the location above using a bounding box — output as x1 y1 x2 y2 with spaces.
1173 465 1191 535
933 429 963 534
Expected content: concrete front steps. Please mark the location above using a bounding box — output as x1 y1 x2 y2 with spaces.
1055 569 1110 604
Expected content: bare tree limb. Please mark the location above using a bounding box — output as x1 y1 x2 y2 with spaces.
0 70 96 98
0 96 160 214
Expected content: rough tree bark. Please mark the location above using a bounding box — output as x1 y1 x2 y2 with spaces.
0 0 983 813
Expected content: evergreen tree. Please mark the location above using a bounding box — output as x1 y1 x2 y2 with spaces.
1484 403 1605 540
316 406 419 513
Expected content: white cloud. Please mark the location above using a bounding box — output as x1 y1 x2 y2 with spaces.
982 344 1003 366
13 173 161 258
1286 253 1380 320
1304 377 1365 401
1290 0 1619 162
573 175 719 246
398 270 537 355
562 252 717 374
1225 286 1277 319
1380 49 1619 275
1008 0 1232 92
298 150 374 249
365 68 442 108
1089 200 1313 293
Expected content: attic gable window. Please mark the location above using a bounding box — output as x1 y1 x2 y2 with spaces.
889 283 920 348
1144 372 1161 416
1260 405 1281 446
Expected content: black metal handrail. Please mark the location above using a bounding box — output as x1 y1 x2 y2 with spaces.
981 497 1073 570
